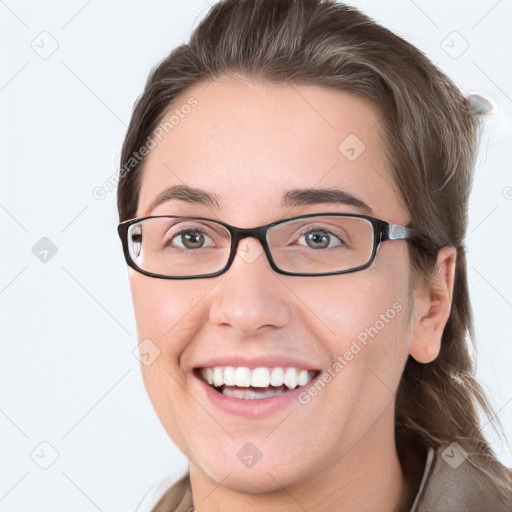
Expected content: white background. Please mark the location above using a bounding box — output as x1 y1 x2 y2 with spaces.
1 0 511 510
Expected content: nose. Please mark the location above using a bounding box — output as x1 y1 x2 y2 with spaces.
208 237 292 337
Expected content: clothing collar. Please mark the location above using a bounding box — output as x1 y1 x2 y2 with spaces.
408 446 436 512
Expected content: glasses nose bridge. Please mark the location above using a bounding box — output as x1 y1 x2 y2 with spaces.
230 225 270 250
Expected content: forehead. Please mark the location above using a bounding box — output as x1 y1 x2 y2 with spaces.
136 76 408 224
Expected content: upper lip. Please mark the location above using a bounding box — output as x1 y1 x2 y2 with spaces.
191 354 322 371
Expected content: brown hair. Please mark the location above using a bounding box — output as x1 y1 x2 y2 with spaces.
117 0 511 507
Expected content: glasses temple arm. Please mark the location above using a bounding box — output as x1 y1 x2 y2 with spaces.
383 223 440 254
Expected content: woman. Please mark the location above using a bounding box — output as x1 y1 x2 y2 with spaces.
116 0 511 510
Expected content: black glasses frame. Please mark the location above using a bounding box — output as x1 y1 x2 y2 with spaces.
117 212 434 280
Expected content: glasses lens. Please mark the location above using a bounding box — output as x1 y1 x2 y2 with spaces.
267 215 374 274
127 217 231 277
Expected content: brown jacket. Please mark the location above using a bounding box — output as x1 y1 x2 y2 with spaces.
409 445 511 512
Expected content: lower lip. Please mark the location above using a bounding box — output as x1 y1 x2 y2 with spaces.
194 373 319 420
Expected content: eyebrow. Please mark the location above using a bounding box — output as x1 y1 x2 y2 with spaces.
147 185 222 213
146 184 372 214
282 187 372 213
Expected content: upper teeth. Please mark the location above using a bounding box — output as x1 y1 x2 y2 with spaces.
200 366 315 390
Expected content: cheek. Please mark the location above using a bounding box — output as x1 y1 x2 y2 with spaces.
295 264 412 381
129 273 209 352
128 273 211 451
129 274 177 339
300 267 408 337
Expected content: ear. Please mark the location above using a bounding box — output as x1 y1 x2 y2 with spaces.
409 246 457 364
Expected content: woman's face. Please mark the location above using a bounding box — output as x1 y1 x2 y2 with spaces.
129 76 420 492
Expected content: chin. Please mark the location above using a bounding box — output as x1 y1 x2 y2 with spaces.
194 457 310 495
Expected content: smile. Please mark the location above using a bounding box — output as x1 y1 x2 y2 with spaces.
197 366 319 399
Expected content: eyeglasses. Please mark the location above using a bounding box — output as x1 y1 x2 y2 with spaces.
117 213 432 280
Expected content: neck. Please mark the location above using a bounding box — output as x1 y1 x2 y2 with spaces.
188 405 420 512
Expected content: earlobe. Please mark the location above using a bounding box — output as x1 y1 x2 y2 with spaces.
409 246 457 364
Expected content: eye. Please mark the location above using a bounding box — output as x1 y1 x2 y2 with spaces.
170 228 214 250
297 229 344 249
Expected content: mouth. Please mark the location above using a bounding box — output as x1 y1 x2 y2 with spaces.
194 366 320 400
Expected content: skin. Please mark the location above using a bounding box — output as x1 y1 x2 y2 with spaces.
128 75 456 512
